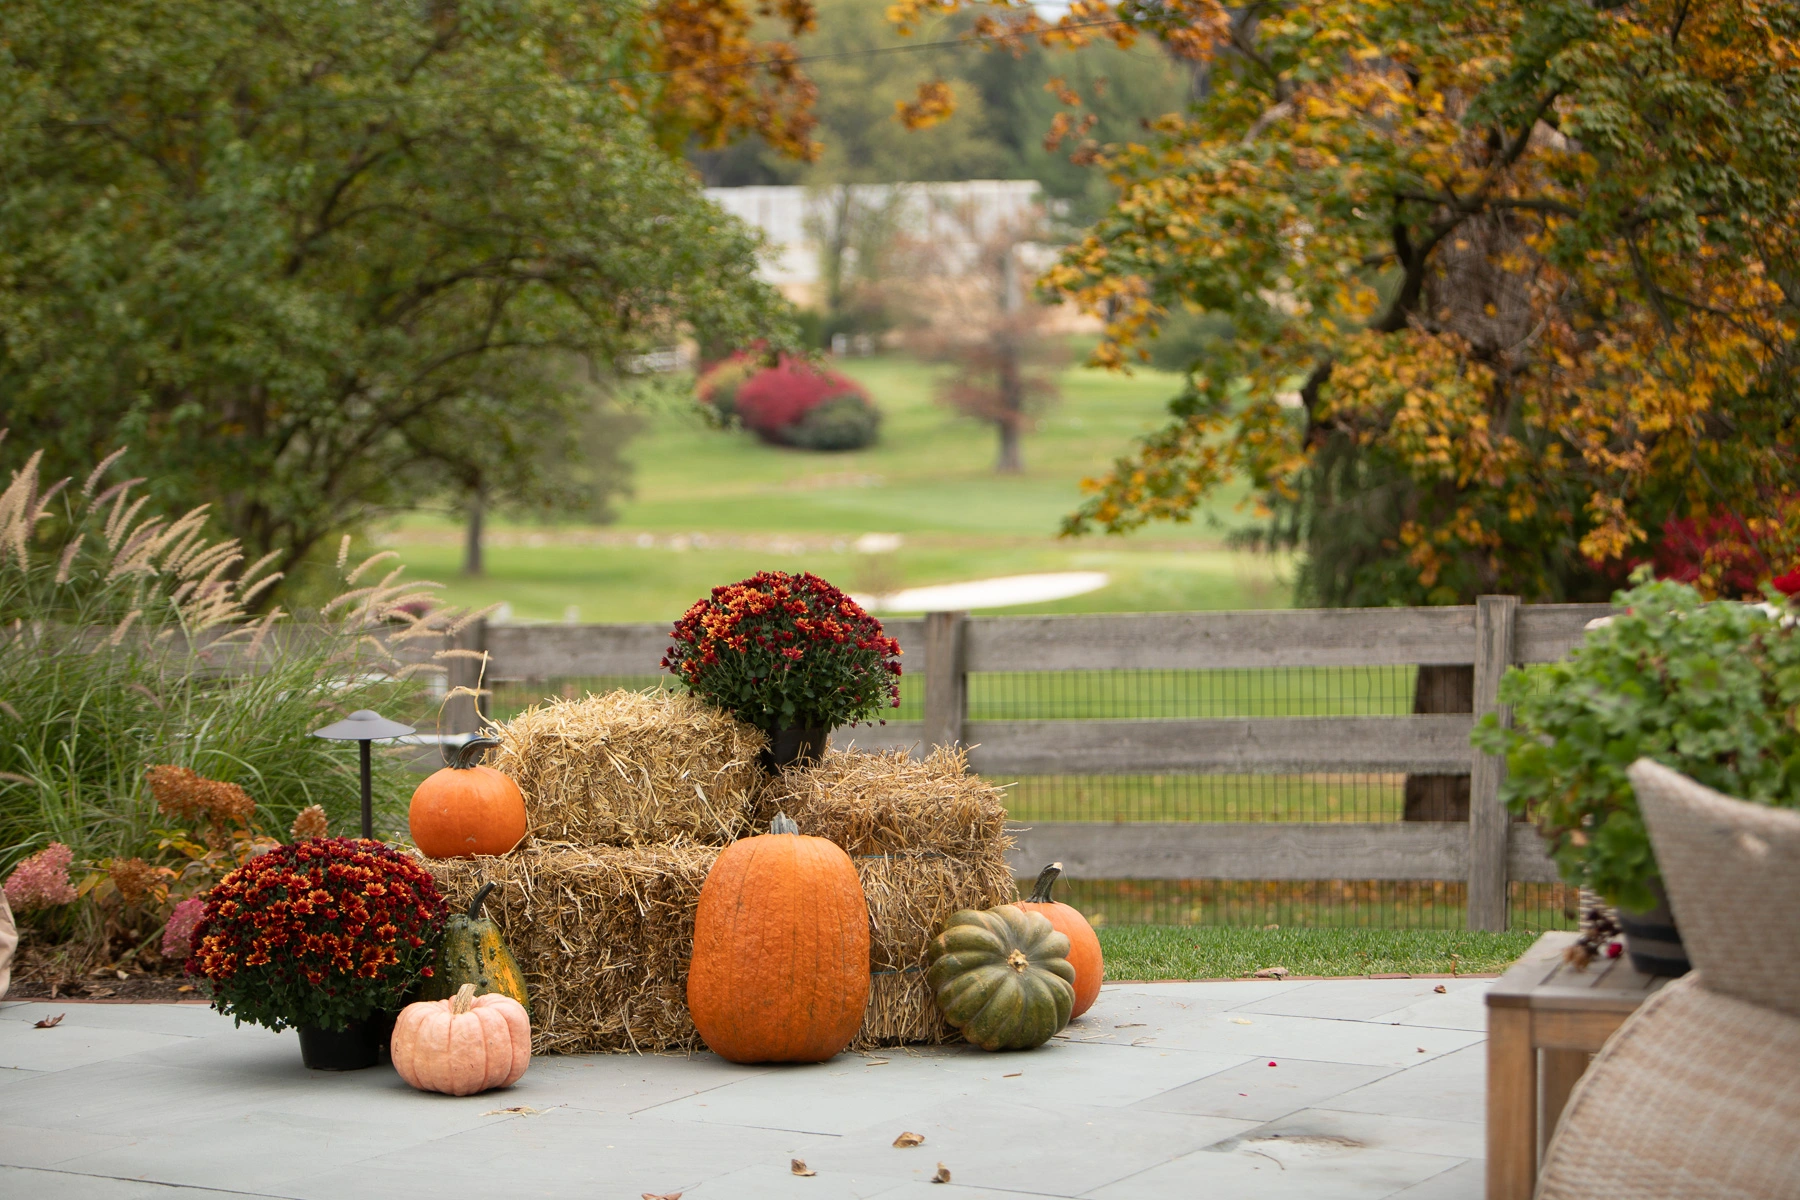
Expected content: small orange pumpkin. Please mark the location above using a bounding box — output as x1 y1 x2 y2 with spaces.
687 813 870 1064
1017 862 1102 1018
392 983 531 1095
409 737 527 859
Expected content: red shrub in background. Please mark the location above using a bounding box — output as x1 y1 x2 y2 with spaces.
734 356 869 442
1653 502 1800 599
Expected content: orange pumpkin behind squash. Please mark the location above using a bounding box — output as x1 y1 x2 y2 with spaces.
1017 862 1103 1018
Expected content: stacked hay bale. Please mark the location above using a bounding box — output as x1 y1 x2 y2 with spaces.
757 746 1015 1047
426 694 1014 1054
428 691 759 1055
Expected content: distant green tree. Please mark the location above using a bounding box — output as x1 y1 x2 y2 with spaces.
0 0 797 590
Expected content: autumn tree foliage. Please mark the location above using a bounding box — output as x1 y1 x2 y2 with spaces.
899 0 1800 605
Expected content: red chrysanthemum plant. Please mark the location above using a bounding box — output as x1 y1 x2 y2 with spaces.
187 837 448 1032
662 571 902 735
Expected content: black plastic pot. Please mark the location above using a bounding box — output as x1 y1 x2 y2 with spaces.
1618 879 1690 978
296 1016 386 1071
761 724 830 772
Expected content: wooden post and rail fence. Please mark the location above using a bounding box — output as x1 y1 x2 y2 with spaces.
439 599 1610 933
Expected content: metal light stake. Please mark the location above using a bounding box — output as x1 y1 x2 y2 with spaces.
311 710 416 838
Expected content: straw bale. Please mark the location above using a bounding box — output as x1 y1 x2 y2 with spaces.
852 845 1016 1047
428 843 718 1055
758 746 1007 856
492 690 765 847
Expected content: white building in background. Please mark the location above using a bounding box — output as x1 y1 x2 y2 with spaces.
704 180 1050 301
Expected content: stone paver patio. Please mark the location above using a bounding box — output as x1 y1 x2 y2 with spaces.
0 977 1492 1199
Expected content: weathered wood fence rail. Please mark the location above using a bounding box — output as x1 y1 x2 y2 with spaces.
445 599 1611 931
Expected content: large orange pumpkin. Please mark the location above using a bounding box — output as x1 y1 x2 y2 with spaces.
409 737 527 859
687 813 870 1064
1017 862 1102 1018
392 983 531 1095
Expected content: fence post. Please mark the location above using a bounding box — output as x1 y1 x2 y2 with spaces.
922 610 968 755
442 618 490 751
1468 595 1519 931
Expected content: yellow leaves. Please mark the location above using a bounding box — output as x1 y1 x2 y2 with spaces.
895 79 956 130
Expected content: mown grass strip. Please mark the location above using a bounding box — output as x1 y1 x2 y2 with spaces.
1099 926 1541 981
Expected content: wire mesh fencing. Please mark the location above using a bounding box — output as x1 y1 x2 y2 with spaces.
476 661 1576 933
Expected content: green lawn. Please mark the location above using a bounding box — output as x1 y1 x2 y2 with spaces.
1100 927 1541 980
379 353 1290 623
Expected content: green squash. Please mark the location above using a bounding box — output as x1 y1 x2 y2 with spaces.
924 904 1075 1051
421 882 529 1009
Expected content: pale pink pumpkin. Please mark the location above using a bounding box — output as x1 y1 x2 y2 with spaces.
392 983 530 1096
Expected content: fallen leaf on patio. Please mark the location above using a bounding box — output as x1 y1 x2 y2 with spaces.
791 1159 816 1177
1418 1047 1427 1054
641 1192 682 1199
1267 1060 1278 1067
930 1163 952 1184
1433 984 1447 993
893 1132 926 1148
1230 1017 1254 1025
34 1013 65 1029
1114 1022 1145 1028
1003 1072 1022 1078
864 1058 890 1066
481 1105 544 1116
1253 966 1289 979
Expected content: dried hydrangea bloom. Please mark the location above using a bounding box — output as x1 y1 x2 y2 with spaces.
108 857 158 905
145 765 256 834
4 842 78 911
290 805 329 841
161 896 207 961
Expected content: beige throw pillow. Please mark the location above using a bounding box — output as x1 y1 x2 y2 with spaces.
1628 758 1800 1018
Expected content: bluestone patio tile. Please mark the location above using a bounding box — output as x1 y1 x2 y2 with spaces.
1088 1133 1467 1200
517 1047 769 1115
0 1000 223 1038
681 1159 919 1199
0 1123 140 1170
1235 979 1485 1023
804 1095 1256 1198
1251 1107 1485 1160
1366 982 1493 1032
1387 1157 1484 1198
0 1164 278 1200
642 1055 962 1135
1322 1043 1487 1124
0 1020 195 1072
0 1060 293 1136
896 1040 1253 1109
0 1065 44 1087
1133 1056 1396 1122
1073 1007 1483 1066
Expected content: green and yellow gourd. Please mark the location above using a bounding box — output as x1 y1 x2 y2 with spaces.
924 904 1075 1052
421 882 529 1010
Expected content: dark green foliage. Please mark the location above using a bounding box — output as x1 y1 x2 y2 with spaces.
1473 579 1800 908
783 394 882 452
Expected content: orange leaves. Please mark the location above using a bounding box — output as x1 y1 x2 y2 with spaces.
646 0 820 159
896 79 956 130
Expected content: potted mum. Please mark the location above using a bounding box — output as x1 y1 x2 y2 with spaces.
663 571 902 768
187 837 448 1069
1474 577 1800 974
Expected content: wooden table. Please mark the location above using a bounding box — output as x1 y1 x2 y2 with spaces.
1485 931 1671 1200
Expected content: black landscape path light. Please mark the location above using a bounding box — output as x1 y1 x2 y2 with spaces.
312 710 416 839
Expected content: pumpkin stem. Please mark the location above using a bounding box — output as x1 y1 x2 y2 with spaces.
452 983 477 1015
451 736 502 770
771 812 799 836
1005 949 1030 973
467 881 498 921
1028 862 1064 904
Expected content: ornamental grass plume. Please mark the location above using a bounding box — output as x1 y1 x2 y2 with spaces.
3 842 76 912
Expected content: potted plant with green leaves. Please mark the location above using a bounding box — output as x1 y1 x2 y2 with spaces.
1474 577 1800 974
662 571 903 769
186 837 448 1068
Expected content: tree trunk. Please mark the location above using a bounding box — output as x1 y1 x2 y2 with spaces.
996 417 1023 474
1403 663 1472 820
995 245 1024 474
463 494 485 578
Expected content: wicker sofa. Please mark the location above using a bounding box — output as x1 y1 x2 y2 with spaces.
1533 759 1800 1200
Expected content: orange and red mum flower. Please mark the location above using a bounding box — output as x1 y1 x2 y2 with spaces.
664 571 902 731
187 837 447 1032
